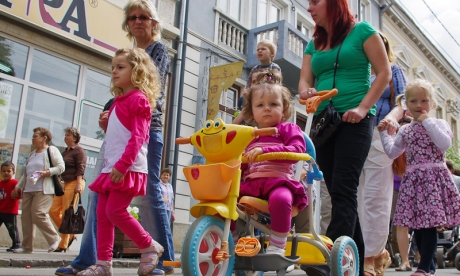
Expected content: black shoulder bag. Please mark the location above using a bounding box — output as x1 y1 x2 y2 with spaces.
47 147 64 196
59 193 85 234
309 43 343 147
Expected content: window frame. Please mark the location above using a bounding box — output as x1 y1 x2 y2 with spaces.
0 33 111 168
257 0 288 27
296 12 315 39
218 84 241 123
218 0 242 22
359 0 370 22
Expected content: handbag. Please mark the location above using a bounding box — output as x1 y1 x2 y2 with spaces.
309 43 343 147
59 193 85 234
47 147 64 196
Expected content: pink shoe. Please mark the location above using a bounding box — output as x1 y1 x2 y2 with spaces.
137 240 164 276
410 269 429 276
76 260 113 276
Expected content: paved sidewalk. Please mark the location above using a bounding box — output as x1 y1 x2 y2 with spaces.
0 247 180 269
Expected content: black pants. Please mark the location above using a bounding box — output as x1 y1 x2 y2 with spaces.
413 228 437 273
316 114 374 276
0 213 20 248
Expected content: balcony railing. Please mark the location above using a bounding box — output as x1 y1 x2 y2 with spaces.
247 20 309 68
253 24 306 59
247 21 310 93
216 12 247 55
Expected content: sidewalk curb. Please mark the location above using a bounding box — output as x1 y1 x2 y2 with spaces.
0 257 141 268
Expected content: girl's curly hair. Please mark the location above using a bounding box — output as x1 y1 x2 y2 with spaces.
111 48 160 110
241 71 292 126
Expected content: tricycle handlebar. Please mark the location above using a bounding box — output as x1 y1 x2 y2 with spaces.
298 89 338 114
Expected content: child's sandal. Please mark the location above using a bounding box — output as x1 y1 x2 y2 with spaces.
137 240 164 276
76 260 113 276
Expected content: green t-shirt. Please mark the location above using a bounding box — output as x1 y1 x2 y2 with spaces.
304 21 377 115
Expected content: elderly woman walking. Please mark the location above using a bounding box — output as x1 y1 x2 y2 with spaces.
122 1 173 274
11 127 65 253
50 127 86 252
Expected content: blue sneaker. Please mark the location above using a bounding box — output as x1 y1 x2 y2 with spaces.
148 269 165 275
156 265 174 275
55 266 82 276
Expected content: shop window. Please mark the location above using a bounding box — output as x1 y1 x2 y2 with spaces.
0 37 29 79
83 69 112 106
30 50 80 96
218 85 240 124
79 69 112 141
219 0 241 21
0 80 22 174
16 87 75 177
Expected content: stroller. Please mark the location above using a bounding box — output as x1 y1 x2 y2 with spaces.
385 220 401 268
435 226 460 269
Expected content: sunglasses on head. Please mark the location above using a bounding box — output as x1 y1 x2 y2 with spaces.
127 15 153 22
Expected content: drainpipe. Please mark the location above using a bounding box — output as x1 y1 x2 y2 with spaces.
167 0 189 190
379 0 396 29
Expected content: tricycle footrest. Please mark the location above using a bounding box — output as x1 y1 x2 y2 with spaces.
234 254 299 272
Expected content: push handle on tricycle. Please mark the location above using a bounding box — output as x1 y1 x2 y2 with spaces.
174 126 278 145
253 127 277 137
298 89 338 114
175 137 191 144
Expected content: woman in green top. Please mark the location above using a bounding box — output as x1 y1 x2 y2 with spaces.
298 1 391 276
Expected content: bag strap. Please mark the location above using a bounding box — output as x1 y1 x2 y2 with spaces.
389 79 395 107
71 192 82 206
332 43 343 89
46 147 54 168
330 43 343 104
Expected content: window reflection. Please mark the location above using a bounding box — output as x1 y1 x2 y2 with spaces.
0 36 29 79
80 103 105 140
18 88 75 176
0 80 22 179
84 69 112 106
30 50 80 95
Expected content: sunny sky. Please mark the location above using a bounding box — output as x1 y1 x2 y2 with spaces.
397 0 460 74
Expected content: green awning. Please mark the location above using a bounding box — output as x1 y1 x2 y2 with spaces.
0 62 13 74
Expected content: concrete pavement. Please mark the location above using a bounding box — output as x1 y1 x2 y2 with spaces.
0 247 150 268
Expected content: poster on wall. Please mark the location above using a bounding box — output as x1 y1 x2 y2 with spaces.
0 82 12 138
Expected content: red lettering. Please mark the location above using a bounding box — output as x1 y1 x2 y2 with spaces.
38 0 61 28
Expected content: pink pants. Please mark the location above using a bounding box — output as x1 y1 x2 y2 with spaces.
267 186 293 233
96 191 152 260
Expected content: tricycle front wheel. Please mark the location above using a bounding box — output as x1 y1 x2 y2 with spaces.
330 236 359 276
181 216 235 276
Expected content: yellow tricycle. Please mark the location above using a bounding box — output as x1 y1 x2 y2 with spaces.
167 89 359 276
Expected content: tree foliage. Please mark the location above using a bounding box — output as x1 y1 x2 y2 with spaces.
446 140 460 168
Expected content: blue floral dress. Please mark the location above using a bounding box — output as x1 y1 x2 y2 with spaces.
385 120 460 229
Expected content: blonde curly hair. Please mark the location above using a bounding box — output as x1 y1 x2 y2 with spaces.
111 48 161 110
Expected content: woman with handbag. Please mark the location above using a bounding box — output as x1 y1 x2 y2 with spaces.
50 127 86 252
11 127 65 254
357 33 408 276
298 0 391 275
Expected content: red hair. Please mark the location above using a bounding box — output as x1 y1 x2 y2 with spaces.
313 0 355 50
